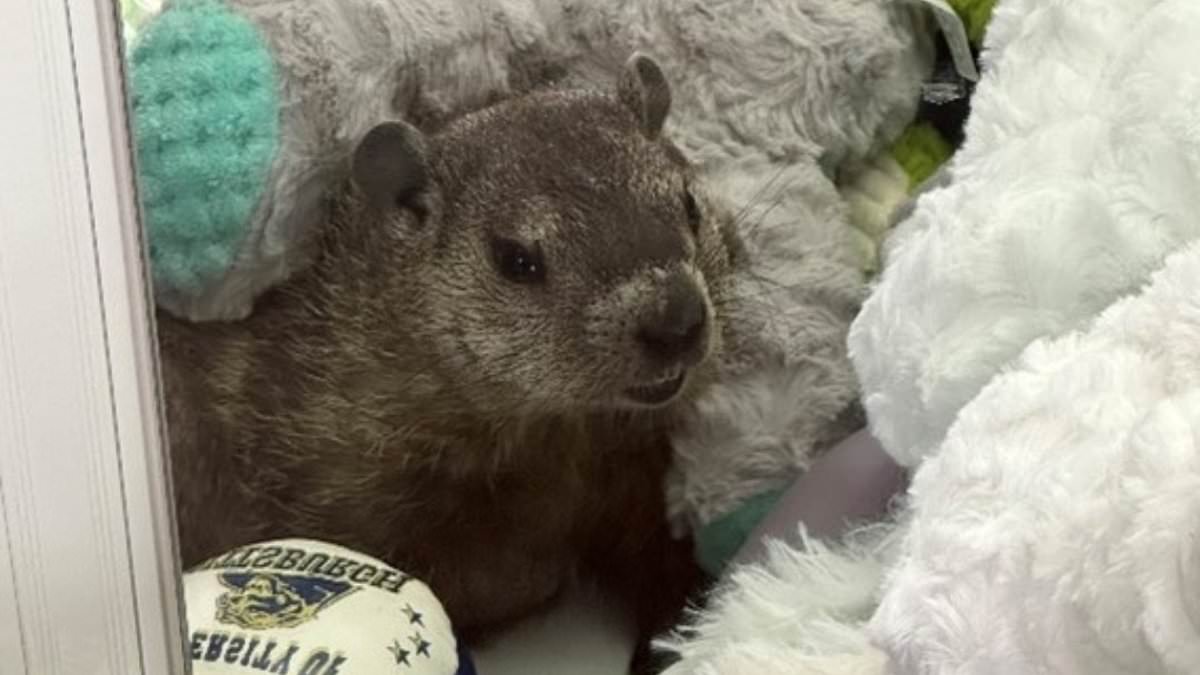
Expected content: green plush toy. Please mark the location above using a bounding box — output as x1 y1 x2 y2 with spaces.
947 0 998 45
839 0 995 278
130 0 280 315
124 0 533 323
125 0 301 322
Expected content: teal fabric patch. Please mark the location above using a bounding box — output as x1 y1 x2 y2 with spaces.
694 486 788 576
129 0 279 295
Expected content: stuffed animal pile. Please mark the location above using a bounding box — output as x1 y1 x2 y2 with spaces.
122 0 989 667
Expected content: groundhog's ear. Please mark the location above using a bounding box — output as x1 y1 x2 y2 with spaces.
617 53 671 138
352 121 429 212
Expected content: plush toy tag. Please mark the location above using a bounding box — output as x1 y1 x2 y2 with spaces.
184 538 469 675
911 0 980 82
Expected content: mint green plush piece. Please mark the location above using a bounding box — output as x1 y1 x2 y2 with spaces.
129 0 279 296
694 486 788 576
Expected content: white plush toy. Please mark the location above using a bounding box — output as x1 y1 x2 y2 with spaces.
184 539 475 675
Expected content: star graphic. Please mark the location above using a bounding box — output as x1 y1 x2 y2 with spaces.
409 631 432 658
402 603 424 627
387 639 411 666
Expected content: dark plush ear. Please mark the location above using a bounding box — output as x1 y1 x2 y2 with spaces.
352 121 429 212
617 52 671 138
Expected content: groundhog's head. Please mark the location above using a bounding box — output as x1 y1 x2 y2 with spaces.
350 54 741 415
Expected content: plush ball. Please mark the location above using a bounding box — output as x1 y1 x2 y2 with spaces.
183 538 475 675
128 0 279 312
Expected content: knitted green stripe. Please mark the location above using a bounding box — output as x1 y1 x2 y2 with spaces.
130 0 280 295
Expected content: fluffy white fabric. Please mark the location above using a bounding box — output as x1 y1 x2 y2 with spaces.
849 0 1200 467
660 524 903 675
674 233 1200 674
874 238 1200 674
866 6 1200 665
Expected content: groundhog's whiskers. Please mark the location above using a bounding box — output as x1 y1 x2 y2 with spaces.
728 161 791 232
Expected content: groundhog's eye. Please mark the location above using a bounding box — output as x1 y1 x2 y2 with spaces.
491 237 546 284
683 188 701 234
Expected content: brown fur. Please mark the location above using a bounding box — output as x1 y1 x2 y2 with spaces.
158 56 741 670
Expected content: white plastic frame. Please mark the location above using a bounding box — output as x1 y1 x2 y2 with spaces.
0 1 187 674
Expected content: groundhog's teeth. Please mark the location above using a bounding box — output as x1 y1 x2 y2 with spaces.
625 367 688 405
642 368 683 387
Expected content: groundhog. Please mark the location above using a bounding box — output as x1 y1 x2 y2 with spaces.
158 54 742 671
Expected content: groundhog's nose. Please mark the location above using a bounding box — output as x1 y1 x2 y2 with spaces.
637 278 708 364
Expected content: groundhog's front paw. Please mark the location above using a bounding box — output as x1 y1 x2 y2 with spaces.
611 533 711 674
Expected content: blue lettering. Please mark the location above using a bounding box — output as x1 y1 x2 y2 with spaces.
226 637 246 664
349 564 376 584
204 633 228 662
251 641 276 670
370 569 396 589
189 632 206 661
241 638 261 666
252 547 282 568
274 548 306 571
376 569 411 593
322 557 352 579
299 553 329 574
